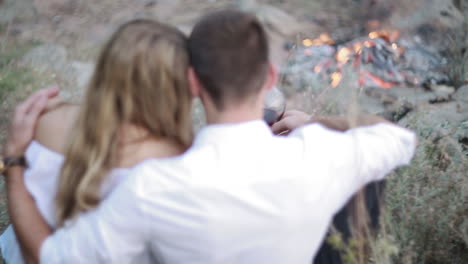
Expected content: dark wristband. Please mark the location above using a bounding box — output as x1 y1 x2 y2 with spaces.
0 156 28 175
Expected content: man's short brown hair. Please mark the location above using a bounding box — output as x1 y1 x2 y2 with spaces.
189 10 269 110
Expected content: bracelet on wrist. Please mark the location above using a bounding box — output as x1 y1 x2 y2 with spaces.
0 156 28 176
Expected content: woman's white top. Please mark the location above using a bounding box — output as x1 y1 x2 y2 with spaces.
0 141 154 264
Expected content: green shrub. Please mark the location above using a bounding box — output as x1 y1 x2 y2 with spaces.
383 135 468 263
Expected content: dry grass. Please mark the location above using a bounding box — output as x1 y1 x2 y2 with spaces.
0 33 46 240
446 2 468 88
382 131 467 263
277 2 468 262
0 30 47 264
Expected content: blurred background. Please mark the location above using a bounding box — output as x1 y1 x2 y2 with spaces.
0 0 467 263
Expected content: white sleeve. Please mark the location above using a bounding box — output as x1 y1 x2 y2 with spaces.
291 123 416 214
24 142 64 227
39 173 149 264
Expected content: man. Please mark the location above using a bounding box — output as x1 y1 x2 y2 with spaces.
2 10 416 263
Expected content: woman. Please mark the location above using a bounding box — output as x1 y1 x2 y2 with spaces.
0 19 193 263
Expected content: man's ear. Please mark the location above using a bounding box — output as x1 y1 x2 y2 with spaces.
264 63 278 92
188 67 201 97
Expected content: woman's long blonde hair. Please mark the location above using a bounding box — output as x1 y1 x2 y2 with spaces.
55 20 193 226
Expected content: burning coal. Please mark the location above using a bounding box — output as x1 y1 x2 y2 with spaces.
281 29 449 90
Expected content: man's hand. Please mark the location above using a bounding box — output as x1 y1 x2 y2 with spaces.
271 109 392 135
4 86 59 157
271 110 311 135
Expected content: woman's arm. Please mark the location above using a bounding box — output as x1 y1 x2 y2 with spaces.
6 167 51 264
35 102 80 154
3 87 59 264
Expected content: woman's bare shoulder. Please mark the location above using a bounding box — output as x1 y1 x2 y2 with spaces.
35 102 80 154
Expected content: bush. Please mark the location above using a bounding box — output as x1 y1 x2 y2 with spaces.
383 128 468 263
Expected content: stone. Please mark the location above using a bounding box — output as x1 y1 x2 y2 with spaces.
388 0 464 52
70 61 94 91
33 0 80 18
20 44 92 100
389 0 464 31
454 85 468 113
0 0 37 24
236 0 303 36
399 102 467 158
255 5 304 36
236 0 257 10
358 93 387 116
145 0 181 21
20 44 69 73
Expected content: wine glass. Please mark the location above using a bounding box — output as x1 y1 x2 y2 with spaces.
263 86 286 126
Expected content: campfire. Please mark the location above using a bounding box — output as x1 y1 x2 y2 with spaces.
282 29 449 90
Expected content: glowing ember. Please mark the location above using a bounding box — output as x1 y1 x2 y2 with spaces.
368 30 400 42
369 32 379 39
302 33 334 47
319 33 334 45
336 47 352 64
360 71 394 89
364 40 374 48
302 39 313 47
330 72 342 88
353 43 363 53
294 28 412 90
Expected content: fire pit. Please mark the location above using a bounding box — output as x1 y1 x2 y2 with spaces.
281 29 449 91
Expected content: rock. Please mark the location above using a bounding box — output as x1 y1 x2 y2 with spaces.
33 0 80 18
389 0 464 31
236 0 257 10
399 102 467 161
70 61 94 90
255 5 304 36
20 44 92 100
358 93 387 115
86 24 116 46
429 84 455 94
143 0 181 22
399 102 468 164
0 0 37 24
386 87 436 105
402 47 447 72
367 85 456 107
237 1 303 37
454 85 468 113
427 84 455 103
20 44 68 73
388 0 464 52
141 0 157 8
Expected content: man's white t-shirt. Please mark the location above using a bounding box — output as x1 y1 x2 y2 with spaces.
41 120 416 264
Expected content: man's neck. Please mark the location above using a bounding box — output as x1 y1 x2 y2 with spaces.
205 106 263 125
199 89 267 125
202 96 264 125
